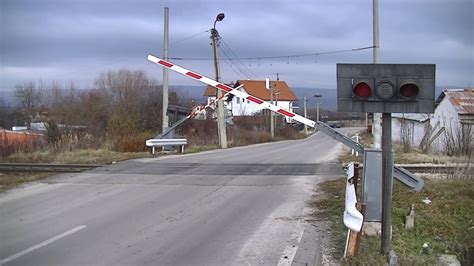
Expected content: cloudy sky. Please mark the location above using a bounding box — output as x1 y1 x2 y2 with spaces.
1 0 473 92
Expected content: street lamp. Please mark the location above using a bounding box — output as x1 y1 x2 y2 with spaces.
214 13 225 29
314 94 322 122
211 13 227 148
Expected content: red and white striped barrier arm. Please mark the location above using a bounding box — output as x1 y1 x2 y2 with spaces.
187 91 228 119
147 54 316 128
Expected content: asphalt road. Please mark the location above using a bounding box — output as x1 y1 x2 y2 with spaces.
0 129 356 266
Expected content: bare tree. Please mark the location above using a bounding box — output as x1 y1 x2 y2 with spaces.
95 69 163 150
443 117 473 156
95 69 159 113
0 98 11 129
15 81 42 125
399 119 414 153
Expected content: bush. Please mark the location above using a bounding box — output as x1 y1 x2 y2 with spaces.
109 132 154 152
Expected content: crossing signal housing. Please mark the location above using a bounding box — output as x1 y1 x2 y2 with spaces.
337 64 435 113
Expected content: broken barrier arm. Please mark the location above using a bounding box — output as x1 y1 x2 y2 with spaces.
314 121 365 154
156 90 233 139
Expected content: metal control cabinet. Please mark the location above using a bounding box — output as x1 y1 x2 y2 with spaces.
361 149 393 221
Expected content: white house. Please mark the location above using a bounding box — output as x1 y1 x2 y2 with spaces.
391 88 473 154
391 113 430 149
204 80 298 122
429 89 473 154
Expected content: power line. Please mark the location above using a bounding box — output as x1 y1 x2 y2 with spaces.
219 44 254 79
219 49 250 80
219 46 250 79
171 30 210 45
169 45 375 61
219 36 258 78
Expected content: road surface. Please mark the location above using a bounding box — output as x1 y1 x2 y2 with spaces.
0 129 356 265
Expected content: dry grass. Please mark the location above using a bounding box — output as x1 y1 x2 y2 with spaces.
5 149 152 164
313 177 474 265
338 132 470 166
0 172 52 191
1 149 153 191
186 144 219 154
394 149 469 164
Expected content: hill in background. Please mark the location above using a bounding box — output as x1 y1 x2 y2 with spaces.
0 85 458 111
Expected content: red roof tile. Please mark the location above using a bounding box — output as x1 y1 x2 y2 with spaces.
203 80 297 101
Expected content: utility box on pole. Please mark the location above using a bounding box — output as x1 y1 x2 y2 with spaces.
361 149 395 222
337 64 436 113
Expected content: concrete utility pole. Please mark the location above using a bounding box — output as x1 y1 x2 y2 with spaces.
211 13 227 148
314 94 322 122
162 7 169 133
372 0 381 149
274 73 280 127
303 96 308 135
267 78 275 140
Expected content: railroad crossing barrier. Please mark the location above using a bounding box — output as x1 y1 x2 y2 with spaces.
147 55 425 222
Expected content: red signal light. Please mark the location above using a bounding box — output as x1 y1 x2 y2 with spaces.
399 83 419 99
353 82 372 99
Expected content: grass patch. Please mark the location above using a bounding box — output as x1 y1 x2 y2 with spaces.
5 149 152 164
1 149 153 191
185 144 219 154
313 177 474 264
0 172 52 191
338 132 470 166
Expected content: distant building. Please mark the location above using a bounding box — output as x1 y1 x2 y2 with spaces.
203 80 298 122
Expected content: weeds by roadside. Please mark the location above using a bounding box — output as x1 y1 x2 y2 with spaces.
313 177 474 265
0 172 52 191
4 149 152 164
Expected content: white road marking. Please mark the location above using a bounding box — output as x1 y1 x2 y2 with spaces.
0 225 87 264
277 216 306 266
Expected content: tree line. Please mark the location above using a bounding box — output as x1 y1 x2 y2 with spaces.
2 69 190 152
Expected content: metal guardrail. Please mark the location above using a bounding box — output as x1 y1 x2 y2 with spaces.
146 138 188 154
0 163 103 172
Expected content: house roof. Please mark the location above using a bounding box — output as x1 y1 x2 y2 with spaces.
203 80 297 101
435 88 474 115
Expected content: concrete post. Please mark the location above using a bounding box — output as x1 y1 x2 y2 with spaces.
211 27 227 148
162 7 169 133
372 0 382 149
303 96 308 135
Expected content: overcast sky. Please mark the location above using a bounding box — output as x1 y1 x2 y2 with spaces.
1 0 473 92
